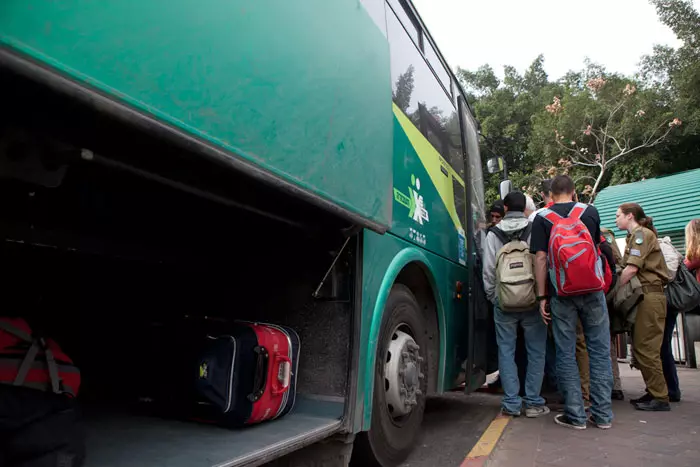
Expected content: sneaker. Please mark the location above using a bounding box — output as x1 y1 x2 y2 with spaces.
630 392 653 404
554 414 586 430
669 394 681 403
634 399 671 412
525 405 551 418
501 408 521 417
611 390 625 401
588 415 612 430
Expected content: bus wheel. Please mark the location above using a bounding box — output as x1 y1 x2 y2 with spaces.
353 284 428 467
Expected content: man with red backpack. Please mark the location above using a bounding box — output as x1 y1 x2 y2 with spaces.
530 175 614 430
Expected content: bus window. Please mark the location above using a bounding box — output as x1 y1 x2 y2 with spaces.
386 0 421 47
424 40 451 94
387 8 464 180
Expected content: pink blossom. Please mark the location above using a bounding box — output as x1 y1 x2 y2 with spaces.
623 84 636 96
546 96 562 115
635 109 646 118
669 118 682 127
586 77 606 93
584 125 592 136
558 158 573 169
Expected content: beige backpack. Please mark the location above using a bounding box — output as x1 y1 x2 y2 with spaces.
492 225 537 311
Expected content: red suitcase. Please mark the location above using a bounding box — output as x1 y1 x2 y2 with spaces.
195 321 300 426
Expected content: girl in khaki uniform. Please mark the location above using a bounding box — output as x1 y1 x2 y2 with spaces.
615 203 670 411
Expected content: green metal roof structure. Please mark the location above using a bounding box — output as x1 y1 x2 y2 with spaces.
595 168 700 253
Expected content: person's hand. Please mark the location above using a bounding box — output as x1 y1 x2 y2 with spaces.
540 300 551 325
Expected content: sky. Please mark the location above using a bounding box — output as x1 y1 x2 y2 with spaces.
412 0 699 80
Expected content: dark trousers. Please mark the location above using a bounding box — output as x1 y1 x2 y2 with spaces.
661 308 681 400
543 328 559 393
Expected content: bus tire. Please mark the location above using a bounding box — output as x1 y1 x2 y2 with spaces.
352 284 428 467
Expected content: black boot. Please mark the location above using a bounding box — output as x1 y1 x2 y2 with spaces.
630 392 653 404
634 399 671 411
611 390 625 401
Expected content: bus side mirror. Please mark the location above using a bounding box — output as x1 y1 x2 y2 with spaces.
499 180 513 200
486 156 503 175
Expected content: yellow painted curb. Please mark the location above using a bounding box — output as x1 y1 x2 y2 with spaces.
460 414 511 466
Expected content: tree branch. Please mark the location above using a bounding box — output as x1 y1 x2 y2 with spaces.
605 124 674 165
570 159 601 168
555 133 599 166
606 100 626 129
607 134 626 154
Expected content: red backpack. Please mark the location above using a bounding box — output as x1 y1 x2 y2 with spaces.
538 203 605 296
0 317 80 397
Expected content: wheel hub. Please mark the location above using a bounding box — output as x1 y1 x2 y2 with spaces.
384 328 424 418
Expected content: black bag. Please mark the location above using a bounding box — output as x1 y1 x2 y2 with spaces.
666 262 700 312
194 322 300 427
0 385 85 467
134 318 301 428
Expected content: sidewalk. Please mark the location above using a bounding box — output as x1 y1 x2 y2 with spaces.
487 365 700 467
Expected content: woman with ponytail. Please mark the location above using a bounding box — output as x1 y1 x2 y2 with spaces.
616 203 671 411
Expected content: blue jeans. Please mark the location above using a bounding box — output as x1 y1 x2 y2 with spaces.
494 305 547 413
661 308 681 400
551 292 613 425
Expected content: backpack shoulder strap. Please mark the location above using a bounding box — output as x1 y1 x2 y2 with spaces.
519 223 532 242
537 208 561 225
567 202 588 220
489 227 510 245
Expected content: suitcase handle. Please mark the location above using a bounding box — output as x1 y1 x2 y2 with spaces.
271 354 292 396
248 346 269 402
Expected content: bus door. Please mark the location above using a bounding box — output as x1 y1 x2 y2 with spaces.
457 97 495 392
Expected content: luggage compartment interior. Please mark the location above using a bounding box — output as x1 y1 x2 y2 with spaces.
0 65 356 467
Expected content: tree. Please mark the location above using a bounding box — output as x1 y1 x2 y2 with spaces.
540 77 681 200
458 57 563 205
456 64 500 100
393 65 415 113
460 35 700 206
636 0 700 180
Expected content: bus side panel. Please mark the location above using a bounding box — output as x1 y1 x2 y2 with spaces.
391 108 465 263
355 229 469 432
0 0 394 227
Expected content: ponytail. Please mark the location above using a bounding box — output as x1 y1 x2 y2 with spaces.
619 203 657 237
639 216 658 236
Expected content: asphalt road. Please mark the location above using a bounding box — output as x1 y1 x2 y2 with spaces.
265 390 501 467
400 391 501 467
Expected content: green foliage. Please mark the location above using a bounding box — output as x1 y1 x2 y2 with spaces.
641 1 700 134
461 1 700 201
456 64 500 99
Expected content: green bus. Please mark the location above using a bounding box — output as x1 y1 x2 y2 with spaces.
0 1 497 466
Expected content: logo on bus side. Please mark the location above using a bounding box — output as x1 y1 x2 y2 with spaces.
393 175 430 226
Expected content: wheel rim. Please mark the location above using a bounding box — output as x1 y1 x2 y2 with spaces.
383 324 424 421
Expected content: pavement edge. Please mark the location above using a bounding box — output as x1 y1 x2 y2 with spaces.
458 413 511 467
